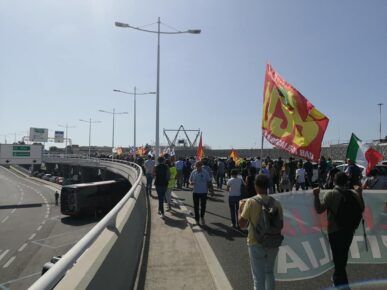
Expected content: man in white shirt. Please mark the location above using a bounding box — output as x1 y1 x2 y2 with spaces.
144 155 155 196
295 164 306 190
227 169 243 228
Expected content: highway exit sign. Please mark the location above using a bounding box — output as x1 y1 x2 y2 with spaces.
0 144 42 165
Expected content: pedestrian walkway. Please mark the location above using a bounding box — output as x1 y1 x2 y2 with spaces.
144 190 216 290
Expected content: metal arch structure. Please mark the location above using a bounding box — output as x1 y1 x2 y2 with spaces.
163 125 201 148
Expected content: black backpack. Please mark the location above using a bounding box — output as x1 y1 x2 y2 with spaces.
335 189 363 231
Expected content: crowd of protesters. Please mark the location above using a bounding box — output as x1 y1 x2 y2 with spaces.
139 153 368 290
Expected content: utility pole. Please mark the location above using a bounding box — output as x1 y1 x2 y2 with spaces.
378 103 383 141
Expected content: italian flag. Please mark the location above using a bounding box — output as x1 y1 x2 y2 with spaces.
346 133 383 175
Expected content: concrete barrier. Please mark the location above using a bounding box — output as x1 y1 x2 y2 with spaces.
55 181 146 290
29 156 147 290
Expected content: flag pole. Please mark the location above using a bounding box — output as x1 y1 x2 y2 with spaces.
260 130 264 162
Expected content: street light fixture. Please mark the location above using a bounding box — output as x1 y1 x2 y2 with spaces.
378 103 384 141
113 88 156 149
79 118 101 158
98 109 128 159
58 124 76 155
115 18 201 161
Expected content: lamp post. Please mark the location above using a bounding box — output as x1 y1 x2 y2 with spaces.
99 109 128 159
378 103 383 141
115 18 200 161
58 124 75 155
113 88 155 148
79 118 101 158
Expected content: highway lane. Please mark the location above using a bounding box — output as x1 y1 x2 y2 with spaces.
0 167 99 290
174 186 387 290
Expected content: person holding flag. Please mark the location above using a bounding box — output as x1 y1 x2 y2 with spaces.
346 133 384 188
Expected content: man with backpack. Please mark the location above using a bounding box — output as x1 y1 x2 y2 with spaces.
238 174 284 290
313 172 365 289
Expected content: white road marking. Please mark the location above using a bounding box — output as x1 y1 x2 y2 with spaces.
28 233 36 240
172 191 233 290
2 256 15 268
18 243 28 252
41 220 46 225
10 209 16 214
1 216 9 223
0 272 40 289
0 250 10 262
37 226 42 231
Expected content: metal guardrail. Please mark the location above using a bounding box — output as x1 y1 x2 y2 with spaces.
29 155 143 290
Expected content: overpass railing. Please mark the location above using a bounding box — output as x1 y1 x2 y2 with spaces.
29 155 143 290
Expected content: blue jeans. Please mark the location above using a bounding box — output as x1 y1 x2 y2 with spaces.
146 173 153 196
228 196 241 226
248 244 279 290
155 186 167 214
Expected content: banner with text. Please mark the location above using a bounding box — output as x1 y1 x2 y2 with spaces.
274 190 387 281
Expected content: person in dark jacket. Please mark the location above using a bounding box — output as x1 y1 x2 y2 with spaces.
153 156 170 218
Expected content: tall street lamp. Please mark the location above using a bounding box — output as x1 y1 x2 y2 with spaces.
113 88 156 149
378 103 384 140
115 18 200 161
79 118 101 158
99 109 128 159
58 124 76 155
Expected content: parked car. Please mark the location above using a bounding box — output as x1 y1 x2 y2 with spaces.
56 177 64 185
37 172 46 178
49 176 57 183
42 174 52 181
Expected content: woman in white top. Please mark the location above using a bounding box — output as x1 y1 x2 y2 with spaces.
227 169 243 228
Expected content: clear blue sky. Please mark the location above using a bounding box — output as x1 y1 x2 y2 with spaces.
0 0 386 149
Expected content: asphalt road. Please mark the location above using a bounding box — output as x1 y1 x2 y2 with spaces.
173 186 387 290
0 166 99 290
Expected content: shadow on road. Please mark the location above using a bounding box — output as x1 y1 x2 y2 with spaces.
201 222 246 241
163 211 188 230
61 216 100 226
0 203 42 210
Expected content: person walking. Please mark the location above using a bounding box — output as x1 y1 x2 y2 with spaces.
295 164 306 191
313 172 364 288
153 156 170 218
165 159 177 211
144 155 155 196
183 158 192 188
55 191 59 206
226 169 243 228
189 161 211 225
175 157 184 189
244 167 257 198
238 174 284 290
216 158 226 189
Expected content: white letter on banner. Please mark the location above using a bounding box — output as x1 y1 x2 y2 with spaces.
367 236 381 259
302 241 319 268
277 245 310 274
319 237 331 266
350 236 363 259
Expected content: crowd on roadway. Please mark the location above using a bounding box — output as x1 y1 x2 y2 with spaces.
139 153 370 290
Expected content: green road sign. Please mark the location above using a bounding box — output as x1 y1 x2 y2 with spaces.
13 152 30 157
13 146 30 151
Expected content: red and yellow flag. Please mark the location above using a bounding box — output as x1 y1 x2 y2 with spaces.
262 64 329 162
196 133 204 161
229 149 239 162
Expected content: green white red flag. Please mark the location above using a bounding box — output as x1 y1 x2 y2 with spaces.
346 133 383 175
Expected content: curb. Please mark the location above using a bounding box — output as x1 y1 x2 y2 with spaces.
172 191 233 290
